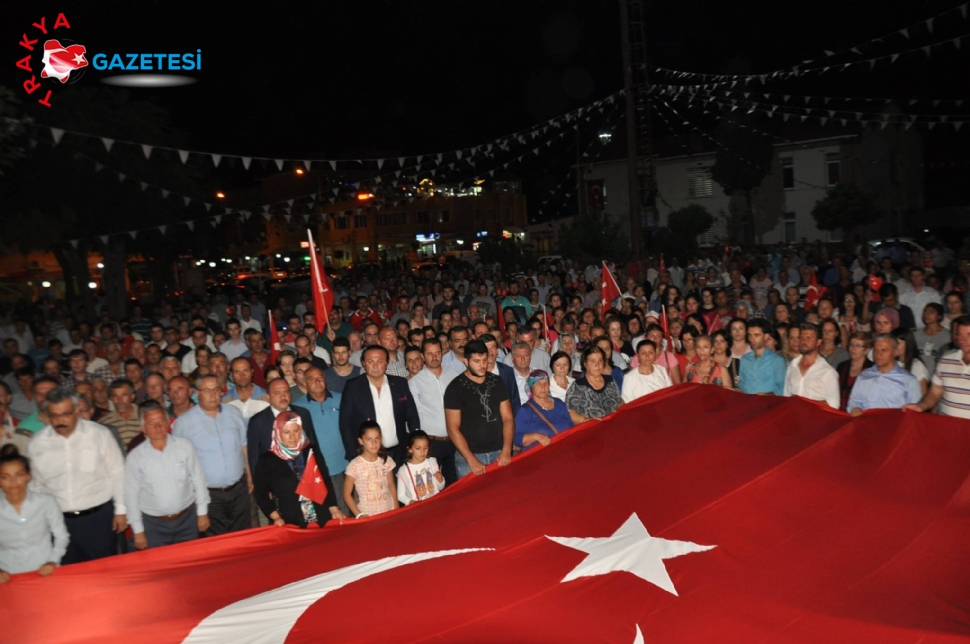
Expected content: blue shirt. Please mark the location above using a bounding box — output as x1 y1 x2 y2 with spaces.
513 398 574 452
292 391 348 476
738 349 787 396
172 404 248 488
222 384 267 403
847 364 922 412
0 490 69 574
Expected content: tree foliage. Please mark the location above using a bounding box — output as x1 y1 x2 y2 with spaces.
559 211 630 267
646 204 713 261
476 237 533 273
811 182 882 234
710 117 773 244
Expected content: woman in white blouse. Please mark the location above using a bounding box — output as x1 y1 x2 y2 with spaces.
548 351 575 402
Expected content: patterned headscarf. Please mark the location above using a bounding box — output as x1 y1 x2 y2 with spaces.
271 411 309 461
874 307 900 331
526 369 550 398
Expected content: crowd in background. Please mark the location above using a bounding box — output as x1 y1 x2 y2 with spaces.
2 237 970 581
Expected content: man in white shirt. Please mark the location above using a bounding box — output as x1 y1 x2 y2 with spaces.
621 340 672 403
224 358 269 422
508 342 533 405
125 401 210 550
906 314 970 418
441 326 470 374
238 304 262 334
28 387 127 564
898 266 942 330
408 338 459 484
783 323 840 409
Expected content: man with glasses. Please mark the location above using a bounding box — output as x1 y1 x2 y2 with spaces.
173 374 251 536
28 387 127 564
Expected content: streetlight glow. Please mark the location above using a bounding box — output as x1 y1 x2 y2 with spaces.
87 281 98 289
216 191 226 199
41 281 52 288
97 262 104 269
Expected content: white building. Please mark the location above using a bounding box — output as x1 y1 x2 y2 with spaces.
578 122 923 246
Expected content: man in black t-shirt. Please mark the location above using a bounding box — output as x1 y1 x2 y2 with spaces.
443 340 514 479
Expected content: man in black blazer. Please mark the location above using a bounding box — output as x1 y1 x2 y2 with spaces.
482 334 521 415
339 345 420 468
247 378 319 473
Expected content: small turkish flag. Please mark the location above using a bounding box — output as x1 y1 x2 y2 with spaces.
308 229 335 328
40 40 88 83
601 261 622 322
869 275 884 303
296 451 329 504
268 309 282 364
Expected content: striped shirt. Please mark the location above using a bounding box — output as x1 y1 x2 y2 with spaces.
931 350 970 418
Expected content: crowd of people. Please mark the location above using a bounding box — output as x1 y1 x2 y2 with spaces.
2 238 970 581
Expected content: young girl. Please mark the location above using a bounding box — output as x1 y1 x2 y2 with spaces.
395 431 445 506
343 422 398 519
0 445 69 582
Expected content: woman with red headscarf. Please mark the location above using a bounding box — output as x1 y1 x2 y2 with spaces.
253 411 346 528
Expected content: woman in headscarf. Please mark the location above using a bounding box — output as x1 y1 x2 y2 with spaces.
253 411 346 528
513 370 574 453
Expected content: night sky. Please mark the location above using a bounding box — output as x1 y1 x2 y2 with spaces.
3 1 967 208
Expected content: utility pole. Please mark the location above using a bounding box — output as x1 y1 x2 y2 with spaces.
619 0 642 257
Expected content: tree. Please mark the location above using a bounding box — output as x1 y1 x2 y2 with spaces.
811 182 882 242
0 86 196 316
646 204 713 262
559 211 630 267
710 117 774 245
477 237 534 273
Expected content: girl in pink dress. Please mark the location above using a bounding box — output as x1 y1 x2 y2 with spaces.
343 422 398 519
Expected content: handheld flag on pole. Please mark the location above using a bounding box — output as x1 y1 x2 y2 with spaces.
308 229 334 328
268 309 282 365
660 305 673 353
601 261 622 322
295 452 329 504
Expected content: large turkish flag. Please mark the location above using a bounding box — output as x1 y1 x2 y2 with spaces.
5 386 970 643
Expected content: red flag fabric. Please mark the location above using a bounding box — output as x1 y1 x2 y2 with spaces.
6 387 970 643
267 309 282 365
660 304 673 351
295 451 329 504
869 274 885 302
601 261 622 322
308 229 334 328
496 302 507 340
803 271 828 311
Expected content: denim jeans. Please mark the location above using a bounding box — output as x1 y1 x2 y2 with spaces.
454 450 502 479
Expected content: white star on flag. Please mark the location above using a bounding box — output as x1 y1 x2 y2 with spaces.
73 53 85 64
547 513 715 596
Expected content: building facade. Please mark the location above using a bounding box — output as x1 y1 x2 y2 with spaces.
578 124 923 246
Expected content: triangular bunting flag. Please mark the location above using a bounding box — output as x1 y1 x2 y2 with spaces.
183 196 191 207
69 239 78 249
161 190 169 199
328 160 336 171
50 127 65 145
284 214 291 223
242 157 252 170
94 162 103 172
102 137 114 153
118 172 126 183
129 231 138 240
142 144 153 160
204 203 211 212
262 212 272 221
377 159 384 169
158 226 167 235
304 160 312 171
178 150 189 164
214 215 222 225
287 199 294 207
274 159 284 171
186 221 194 231
139 182 148 191
100 235 109 245
211 154 222 168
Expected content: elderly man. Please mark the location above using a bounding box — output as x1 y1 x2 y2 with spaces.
783 323 840 409
125 401 210 549
444 340 514 478
293 368 349 516
848 335 921 415
167 376 195 420
144 373 167 407
28 387 127 564
172 374 251 536
409 338 460 484
207 352 231 395
906 314 970 418
339 345 420 466
502 327 551 372
508 342 533 405
159 355 183 383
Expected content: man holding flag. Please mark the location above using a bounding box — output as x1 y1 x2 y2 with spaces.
308 230 335 331
601 261 622 322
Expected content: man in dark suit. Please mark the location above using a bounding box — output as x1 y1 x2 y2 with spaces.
247 378 319 473
339 345 420 468
481 334 521 415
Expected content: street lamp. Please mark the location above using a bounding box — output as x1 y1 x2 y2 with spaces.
295 167 305 175
216 191 226 199
41 281 52 288
87 281 98 289
598 131 612 144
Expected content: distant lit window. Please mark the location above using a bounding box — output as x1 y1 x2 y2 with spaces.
781 158 794 190
687 167 713 198
826 153 840 186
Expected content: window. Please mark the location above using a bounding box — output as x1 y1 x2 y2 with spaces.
417 211 430 225
826 153 840 186
376 212 391 227
393 212 408 226
334 216 349 230
783 212 796 243
437 210 450 223
353 214 368 228
687 167 713 198
781 158 794 190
